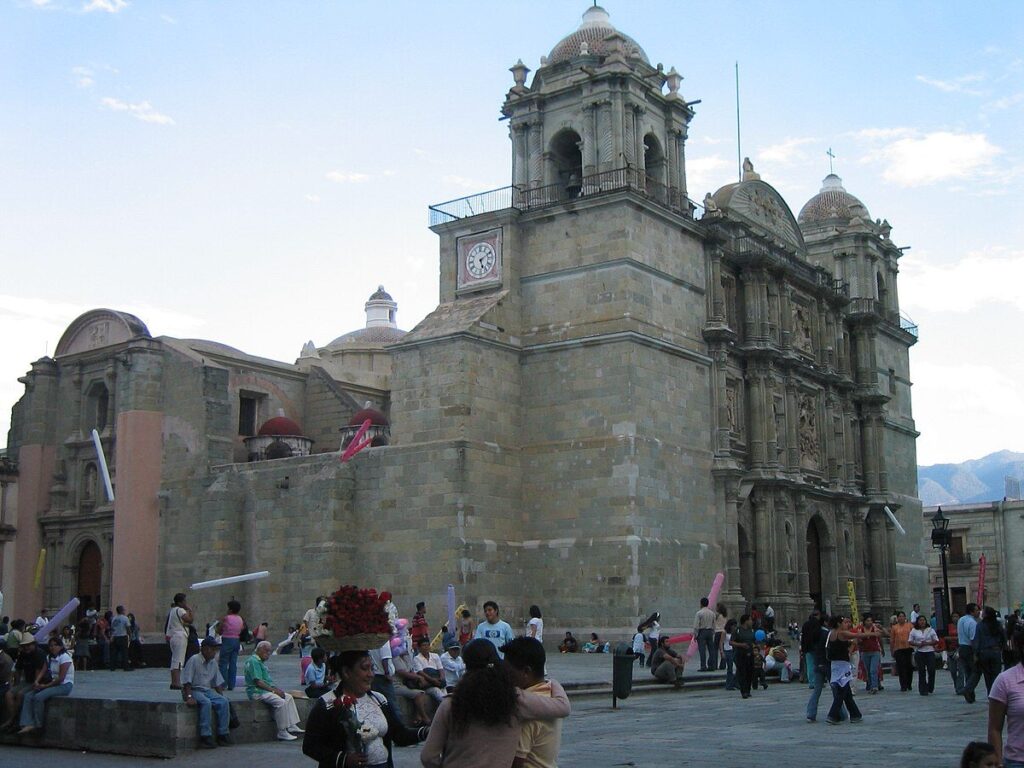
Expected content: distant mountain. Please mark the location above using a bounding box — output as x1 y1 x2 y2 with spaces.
918 450 1024 506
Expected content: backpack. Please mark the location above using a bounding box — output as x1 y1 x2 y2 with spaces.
239 622 252 643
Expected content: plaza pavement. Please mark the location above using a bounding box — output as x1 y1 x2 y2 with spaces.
4 650 991 767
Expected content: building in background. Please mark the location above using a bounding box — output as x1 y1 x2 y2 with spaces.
3 6 924 635
922 501 1024 617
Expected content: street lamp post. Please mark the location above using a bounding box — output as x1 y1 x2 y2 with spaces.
930 506 952 636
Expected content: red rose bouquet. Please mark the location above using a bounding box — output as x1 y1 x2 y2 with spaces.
314 585 391 651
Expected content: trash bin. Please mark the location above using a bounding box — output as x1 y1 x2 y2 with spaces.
612 642 634 708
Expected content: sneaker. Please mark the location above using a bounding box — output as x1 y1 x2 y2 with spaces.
964 690 976 703
288 726 305 734
277 730 298 741
826 718 840 725
216 734 233 746
17 726 38 736
806 717 816 723
850 717 863 723
199 736 216 749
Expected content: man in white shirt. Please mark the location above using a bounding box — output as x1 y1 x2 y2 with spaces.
440 643 465 691
909 604 921 625
411 638 445 702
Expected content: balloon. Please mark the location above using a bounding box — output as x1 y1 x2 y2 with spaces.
686 572 726 659
754 629 766 642
665 633 693 645
35 597 80 643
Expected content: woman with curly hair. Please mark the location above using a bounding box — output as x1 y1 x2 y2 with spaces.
419 638 570 767
302 649 427 768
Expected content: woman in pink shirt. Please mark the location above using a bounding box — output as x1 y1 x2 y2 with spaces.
989 628 1024 768
218 600 246 690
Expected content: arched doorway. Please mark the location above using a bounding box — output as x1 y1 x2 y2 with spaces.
806 517 824 610
549 129 583 196
77 541 102 619
643 133 665 186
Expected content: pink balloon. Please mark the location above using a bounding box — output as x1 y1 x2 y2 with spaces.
665 633 693 645
686 572 725 659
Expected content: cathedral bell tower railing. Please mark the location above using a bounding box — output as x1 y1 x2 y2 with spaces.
428 166 701 226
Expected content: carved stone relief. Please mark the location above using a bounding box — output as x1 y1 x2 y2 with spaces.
799 393 820 469
792 305 813 354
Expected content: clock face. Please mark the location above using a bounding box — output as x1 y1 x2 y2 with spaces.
466 242 496 278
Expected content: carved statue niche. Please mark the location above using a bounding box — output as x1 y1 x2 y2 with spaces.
792 304 813 354
799 393 820 469
725 380 743 438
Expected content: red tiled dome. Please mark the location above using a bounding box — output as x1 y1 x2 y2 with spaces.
348 407 388 427
258 416 304 436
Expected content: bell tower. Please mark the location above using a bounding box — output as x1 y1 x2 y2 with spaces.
502 5 694 206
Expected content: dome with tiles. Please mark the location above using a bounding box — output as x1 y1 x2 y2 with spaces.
798 174 870 225
547 6 649 66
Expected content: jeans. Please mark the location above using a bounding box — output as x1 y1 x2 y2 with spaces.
697 628 716 670
110 636 129 670
959 645 975 693
193 689 230 737
965 648 1002 695
894 648 914 690
860 651 880 690
827 682 861 722
915 651 936 694
20 682 73 728
219 638 241 690
805 653 826 720
724 648 735 689
946 647 962 692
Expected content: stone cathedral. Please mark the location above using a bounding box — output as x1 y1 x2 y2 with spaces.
2 7 924 636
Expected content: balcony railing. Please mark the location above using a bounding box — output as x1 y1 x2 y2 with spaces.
948 551 973 566
428 167 701 226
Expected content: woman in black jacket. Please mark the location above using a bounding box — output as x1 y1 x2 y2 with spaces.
303 650 427 768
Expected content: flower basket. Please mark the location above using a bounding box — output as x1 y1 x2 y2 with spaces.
316 632 390 653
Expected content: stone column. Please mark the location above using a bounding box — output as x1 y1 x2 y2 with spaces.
754 491 773 597
598 100 613 173
719 474 745 604
765 376 779 468
867 510 886 607
795 496 810 602
622 102 637 171
709 249 725 322
742 271 758 340
747 367 766 467
780 284 793 350
581 104 597 177
511 122 529 190
528 121 544 188
712 347 731 453
677 125 688 205
785 378 799 473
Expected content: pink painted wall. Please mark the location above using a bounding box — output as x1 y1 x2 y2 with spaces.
13 444 55 621
111 410 163 632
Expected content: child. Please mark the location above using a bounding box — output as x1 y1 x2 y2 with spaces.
960 741 998 768
752 644 767 691
303 646 333 699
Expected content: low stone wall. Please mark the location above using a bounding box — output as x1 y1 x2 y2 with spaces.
0 694 316 757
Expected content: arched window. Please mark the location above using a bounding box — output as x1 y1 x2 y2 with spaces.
86 382 110 432
644 133 665 185
876 272 888 312
549 129 583 196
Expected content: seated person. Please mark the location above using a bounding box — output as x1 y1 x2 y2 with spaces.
182 638 232 748
2 635 45 731
558 632 579 654
650 637 685 687
18 636 74 735
582 633 604 653
391 650 433 726
440 643 465 692
763 643 792 682
244 641 304 741
410 638 446 703
441 624 457 651
273 627 296 656
303 646 333 699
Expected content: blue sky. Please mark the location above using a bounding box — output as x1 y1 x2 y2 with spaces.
1 0 1022 465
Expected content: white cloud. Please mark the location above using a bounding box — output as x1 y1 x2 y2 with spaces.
758 136 818 163
160 13 176 24
325 171 370 183
83 0 127 12
900 247 1024 314
987 92 1024 110
859 130 1000 187
915 73 985 95
100 97 175 125
686 154 732 196
304 194 321 203
29 0 55 8
72 66 94 88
